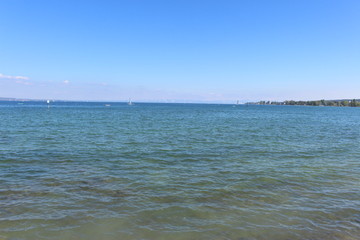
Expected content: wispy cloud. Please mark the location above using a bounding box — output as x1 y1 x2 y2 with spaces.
63 80 70 84
0 73 29 80
16 80 33 85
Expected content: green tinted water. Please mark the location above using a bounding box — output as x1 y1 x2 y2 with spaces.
0 102 359 240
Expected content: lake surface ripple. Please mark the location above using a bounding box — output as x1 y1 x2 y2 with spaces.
0 102 359 240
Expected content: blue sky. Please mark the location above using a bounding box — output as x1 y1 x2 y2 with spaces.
0 0 359 102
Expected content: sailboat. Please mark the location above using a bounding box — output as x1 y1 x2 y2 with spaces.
127 98 134 105
233 100 239 107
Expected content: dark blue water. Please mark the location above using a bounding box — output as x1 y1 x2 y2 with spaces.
0 102 359 240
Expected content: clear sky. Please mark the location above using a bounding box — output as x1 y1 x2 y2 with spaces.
0 0 359 102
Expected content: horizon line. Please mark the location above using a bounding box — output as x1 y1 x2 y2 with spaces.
1 96 359 104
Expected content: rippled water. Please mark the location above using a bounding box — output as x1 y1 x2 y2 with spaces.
0 102 359 240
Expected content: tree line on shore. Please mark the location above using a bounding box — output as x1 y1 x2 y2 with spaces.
247 99 360 107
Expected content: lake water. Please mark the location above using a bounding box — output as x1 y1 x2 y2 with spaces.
0 102 359 240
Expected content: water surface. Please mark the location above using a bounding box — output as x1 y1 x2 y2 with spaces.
0 102 359 240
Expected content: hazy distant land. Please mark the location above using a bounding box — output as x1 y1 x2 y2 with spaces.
1 97 360 106
247 99 360 107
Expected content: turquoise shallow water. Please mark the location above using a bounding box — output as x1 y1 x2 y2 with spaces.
0 102 359 240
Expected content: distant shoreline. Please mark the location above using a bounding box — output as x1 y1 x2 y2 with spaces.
1 97 360 106
247 99 360 107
